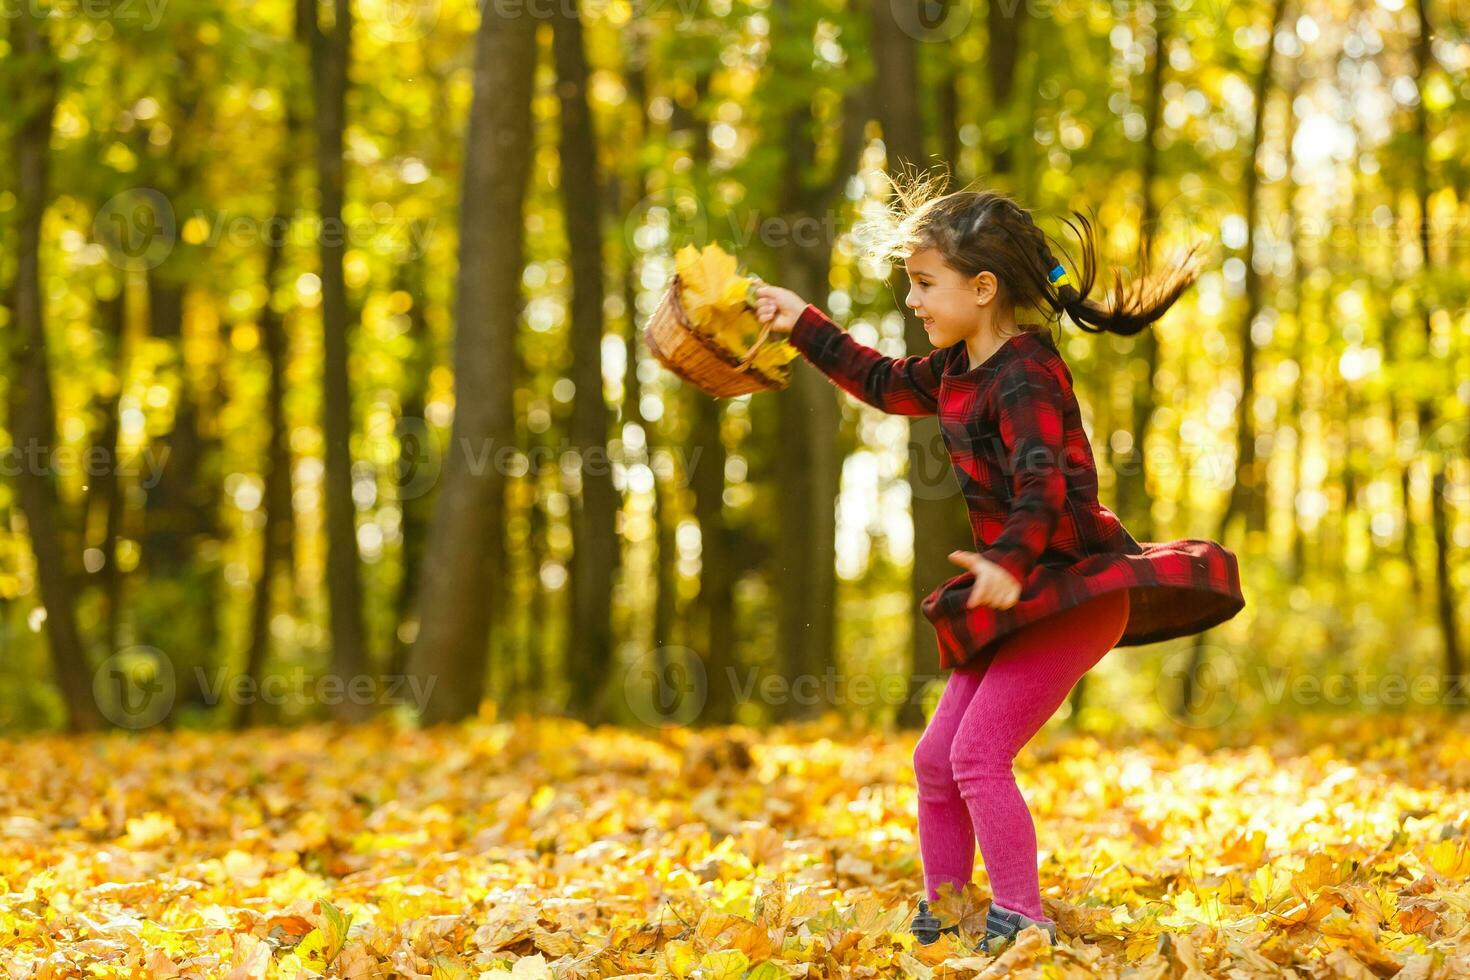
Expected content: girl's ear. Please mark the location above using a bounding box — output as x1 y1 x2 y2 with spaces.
971 270 998 305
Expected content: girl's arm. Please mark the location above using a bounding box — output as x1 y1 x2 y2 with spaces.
784 303 953 416
976 359 1070 585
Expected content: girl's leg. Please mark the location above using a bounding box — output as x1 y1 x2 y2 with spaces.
950 590 1131 922
912 665 986 901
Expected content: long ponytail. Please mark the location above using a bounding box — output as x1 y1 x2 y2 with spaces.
874 168 1205 338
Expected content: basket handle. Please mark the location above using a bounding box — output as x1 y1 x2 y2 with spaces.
734 277 773 372
735 318 775 372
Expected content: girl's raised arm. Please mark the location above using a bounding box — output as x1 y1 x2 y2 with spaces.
785 304 953 416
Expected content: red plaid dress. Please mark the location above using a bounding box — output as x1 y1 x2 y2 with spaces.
788 304 1245 672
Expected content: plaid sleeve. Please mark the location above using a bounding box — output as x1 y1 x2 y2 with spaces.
978 360 1068 586
787 304 949 416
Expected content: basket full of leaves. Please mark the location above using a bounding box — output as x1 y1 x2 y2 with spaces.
644 243 798 397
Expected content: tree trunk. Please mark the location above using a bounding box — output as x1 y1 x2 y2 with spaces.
7 8 105 732
1277 59 1308 581
118 51 221 723
307 0 372 719
773 255 841 724
691 394 738 725
1179 0 1287 719
554 0 620 723
527 440 552 714
939 68 961 179
83 291 128 653
985 0 1027 176
406 0 537 724
874 0 973 728
766 25 869 722
871 0 926 174
137 265 226 722
667 70 742 725
239 63 305 729
388 257 434 682
613 45 684 705
1411 0 1463 705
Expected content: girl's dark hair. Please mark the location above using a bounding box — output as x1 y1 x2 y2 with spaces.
871 167 1204 338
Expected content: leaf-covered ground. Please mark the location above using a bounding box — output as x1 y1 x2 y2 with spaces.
5 713 1470 978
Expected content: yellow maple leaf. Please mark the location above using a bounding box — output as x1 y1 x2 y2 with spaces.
1426 838 1470 878
661 940 701 979
929 880 987 935
724 917 776 961
676 243 740 326
698 948 751 980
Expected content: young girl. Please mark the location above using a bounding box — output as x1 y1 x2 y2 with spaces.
753 179 1245 950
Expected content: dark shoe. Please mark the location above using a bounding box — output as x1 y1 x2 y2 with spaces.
982 902 1058 951
909 899 961 946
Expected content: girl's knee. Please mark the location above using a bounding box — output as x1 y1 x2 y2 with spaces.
913 733 956 788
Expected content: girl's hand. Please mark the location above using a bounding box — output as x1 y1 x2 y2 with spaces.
948 550 1023 610
753 285 808 336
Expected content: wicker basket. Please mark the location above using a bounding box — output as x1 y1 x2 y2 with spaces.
643 274 790 398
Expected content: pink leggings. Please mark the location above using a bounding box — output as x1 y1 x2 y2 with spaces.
913 589 1131 922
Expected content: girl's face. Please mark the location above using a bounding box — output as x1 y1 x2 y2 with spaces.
903 247 998 348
